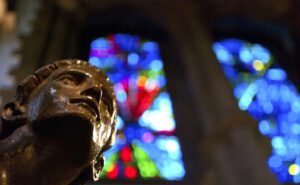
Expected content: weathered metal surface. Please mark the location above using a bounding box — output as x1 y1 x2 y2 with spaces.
0 59 117 185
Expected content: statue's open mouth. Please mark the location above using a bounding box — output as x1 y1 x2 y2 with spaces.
0 105 32 159
0 121 26 140
0 105 27 141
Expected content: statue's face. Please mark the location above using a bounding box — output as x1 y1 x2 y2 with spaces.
0 63 116 185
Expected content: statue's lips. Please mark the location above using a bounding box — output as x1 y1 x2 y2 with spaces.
69 97 99 121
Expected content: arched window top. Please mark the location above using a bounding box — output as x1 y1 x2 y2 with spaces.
213 38 300 183
89 33 185 181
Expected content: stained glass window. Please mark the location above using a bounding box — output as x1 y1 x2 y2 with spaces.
212 38 300 183
88 33 185 180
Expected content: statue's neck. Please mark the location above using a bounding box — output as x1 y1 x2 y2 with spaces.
68 166 91 185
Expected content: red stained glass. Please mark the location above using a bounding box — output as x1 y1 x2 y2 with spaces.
118 78 160 121
107 164 119 179
120 146 132 163
124 166 138 179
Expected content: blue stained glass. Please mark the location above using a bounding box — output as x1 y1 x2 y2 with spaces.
89 33 185 180
213 38 300 183
212 43 234 64
116 116 125 130
266 69 286 81
251 44 271 63
239 47 253 64
133 136 185 180
268 155 282 169
139 92 175 132
128 53 139 66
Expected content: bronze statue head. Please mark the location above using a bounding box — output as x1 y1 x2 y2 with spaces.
0 60 117 185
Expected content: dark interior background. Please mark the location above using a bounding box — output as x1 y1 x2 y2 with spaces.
1 0 300 185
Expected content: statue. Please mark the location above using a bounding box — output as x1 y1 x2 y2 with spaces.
0 60 117 185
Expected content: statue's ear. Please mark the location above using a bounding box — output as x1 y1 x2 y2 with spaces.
68 153 106 184
92 154 105 181
102 125 117 152
91 122 117 181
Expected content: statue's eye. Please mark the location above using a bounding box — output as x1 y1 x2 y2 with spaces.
57 75 78 86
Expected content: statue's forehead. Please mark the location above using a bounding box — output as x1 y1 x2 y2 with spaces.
16 61 111 103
